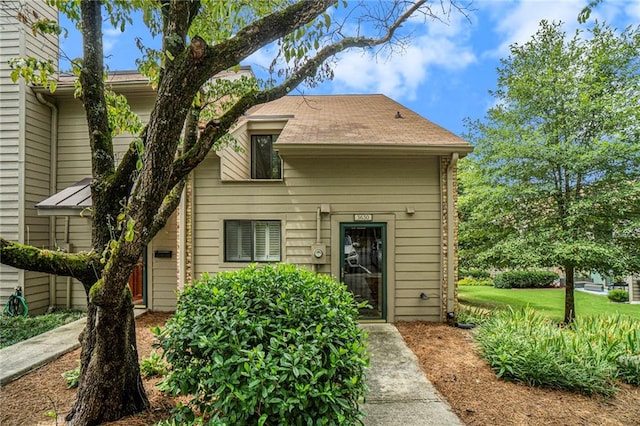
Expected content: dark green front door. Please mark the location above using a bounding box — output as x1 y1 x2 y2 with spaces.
340 223 386 320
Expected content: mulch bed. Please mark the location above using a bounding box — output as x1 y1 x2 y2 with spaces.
1 313 638 425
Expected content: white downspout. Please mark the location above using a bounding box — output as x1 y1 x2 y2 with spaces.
446 153 459 318
36 93 58 311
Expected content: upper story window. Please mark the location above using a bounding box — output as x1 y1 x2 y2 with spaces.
251 135 282 179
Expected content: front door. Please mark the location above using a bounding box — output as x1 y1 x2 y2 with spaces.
128 249 146 306
340 223 386 320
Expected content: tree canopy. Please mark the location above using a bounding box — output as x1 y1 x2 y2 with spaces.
460 20 640 323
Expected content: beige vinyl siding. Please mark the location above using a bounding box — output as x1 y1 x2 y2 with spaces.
0 1 23 302
220 123 250 181
23 93 52 313
193 155 442 322
54 217 92 309
149 212 178 311
54 94 167 309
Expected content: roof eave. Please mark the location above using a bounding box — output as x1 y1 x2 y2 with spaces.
35 207 91 217
276 143 474 157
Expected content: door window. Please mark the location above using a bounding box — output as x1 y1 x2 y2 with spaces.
341 224 385 320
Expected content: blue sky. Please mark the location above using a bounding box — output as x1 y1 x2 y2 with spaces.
59 1 640 137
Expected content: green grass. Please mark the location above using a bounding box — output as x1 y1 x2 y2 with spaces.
458 286 640 321
0 310 85 349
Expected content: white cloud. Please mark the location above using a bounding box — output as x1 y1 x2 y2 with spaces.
244 5 477 101
485 0 584 57
483 0 639 59
103 27 122 57
321 12 476 101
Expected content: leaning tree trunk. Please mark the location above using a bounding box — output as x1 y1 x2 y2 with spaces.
564 264 576 325
66 285 149 425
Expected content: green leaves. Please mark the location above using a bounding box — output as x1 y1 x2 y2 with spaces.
461 21 640 277
8 57 57 92
158 264 369 424
476 308 640 396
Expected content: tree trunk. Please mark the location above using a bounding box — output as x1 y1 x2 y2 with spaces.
66 288 149 425
564 264 576 324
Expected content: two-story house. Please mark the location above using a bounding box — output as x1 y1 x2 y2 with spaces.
1 0 505 321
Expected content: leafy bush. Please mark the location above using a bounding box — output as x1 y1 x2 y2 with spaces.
157 264 369 425
493 270 558 289
456 306 492 325
62 362 80 389
459 269 491 279
140 350 168 378
458 276 493 286
607 290 629 303
476 307 640 395
0 310 85 349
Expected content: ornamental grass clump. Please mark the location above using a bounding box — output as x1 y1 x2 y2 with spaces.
157 264 369 425
476 308 640 396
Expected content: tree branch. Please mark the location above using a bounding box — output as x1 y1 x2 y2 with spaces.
80 0 113 180
167 2 428 188
0 238 102 285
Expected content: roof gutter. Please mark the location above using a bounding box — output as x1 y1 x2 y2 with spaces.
276 143 473 157
446 152 459 321
35 92 58 311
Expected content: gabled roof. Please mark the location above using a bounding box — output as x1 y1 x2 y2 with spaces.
240 94 472 155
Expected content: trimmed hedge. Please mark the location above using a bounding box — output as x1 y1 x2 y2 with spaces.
493 270 559 289
458 276 494 286
459 269 491 279
157 264 369 425
607 289 629 303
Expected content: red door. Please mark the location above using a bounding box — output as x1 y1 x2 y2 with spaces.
128 260 144 305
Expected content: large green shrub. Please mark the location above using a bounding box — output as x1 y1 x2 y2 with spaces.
493 270 558 289
157 264 369 425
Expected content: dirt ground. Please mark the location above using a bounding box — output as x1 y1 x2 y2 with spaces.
1 313 638 425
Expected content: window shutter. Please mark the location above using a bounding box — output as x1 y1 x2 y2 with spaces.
253 221 280 262
268 222 281 261
254 222 267 261
226 221 251 261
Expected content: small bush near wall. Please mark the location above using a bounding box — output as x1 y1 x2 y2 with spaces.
493 270 559 289
458 276 494 286
608 289 629 303
157 264 369 425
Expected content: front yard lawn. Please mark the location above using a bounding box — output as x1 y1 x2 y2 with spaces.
458 286 640 321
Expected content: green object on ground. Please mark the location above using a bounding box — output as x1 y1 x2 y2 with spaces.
458 286 640 321
0 310 85 349
3 287 28 317
476 307 639 396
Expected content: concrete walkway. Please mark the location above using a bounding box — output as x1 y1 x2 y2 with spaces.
1 319 463 425
361 323 463 426
0 317 86 385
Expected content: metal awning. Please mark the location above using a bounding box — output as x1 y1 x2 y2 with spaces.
35 177 92 216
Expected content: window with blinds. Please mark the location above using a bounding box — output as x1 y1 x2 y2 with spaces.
225 220 281 262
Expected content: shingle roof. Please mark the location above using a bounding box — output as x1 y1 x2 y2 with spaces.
243 94 470 148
